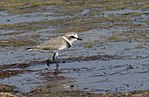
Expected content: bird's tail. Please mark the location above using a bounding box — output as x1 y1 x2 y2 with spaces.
26 47 46 52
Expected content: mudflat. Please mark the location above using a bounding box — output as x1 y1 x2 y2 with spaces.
0 0 149 97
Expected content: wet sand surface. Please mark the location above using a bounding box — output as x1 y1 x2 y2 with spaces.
0 0 149 96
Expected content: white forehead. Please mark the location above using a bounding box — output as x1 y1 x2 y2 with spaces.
72 33 78 38
66 32 78 38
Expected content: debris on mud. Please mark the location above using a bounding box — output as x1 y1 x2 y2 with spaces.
0 92 17 97
72 55 123 61
0 83 18 93
0 70 34 79
21 88 149 97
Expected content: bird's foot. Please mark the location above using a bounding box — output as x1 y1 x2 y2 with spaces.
56 63 59 70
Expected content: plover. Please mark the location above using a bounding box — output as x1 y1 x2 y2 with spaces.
27 32 82 68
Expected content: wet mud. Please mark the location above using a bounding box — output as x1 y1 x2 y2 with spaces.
0 0 149 97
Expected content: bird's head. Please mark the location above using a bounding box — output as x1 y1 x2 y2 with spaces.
64 32 82 43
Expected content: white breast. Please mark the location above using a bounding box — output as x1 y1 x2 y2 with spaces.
58 43 67 50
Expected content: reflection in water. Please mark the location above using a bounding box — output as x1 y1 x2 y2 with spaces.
46 60 60 71
41 67 78 91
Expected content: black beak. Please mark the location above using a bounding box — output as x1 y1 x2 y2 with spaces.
77 38 83 40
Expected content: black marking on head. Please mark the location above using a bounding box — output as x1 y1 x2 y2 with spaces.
70 36 76 39
70 36 82 40
25 47 31 50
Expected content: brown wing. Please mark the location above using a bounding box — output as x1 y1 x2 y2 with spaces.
35 36 65 50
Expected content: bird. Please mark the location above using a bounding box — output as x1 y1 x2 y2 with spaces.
27 32 82 68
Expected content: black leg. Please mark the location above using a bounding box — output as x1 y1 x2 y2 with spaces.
51 52 60 69
47 59 50 67
56 63 59 70
47 52 57 67
52 52 57 61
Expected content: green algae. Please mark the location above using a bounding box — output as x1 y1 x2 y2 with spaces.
0 39 35 47
0 0 148 47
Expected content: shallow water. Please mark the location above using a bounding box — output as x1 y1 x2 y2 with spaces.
0 40 148 93
0 22 148 93
0 8 91 24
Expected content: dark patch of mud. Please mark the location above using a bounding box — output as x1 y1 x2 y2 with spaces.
45 54 123 66
23 88 149 97
0 39 35 47
0 54 122 70
0 92 17 97
0 70 35 79
25 89 99 97
1 83 149 97
72 54 122 61
0 83 18 93
0 63 32 70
